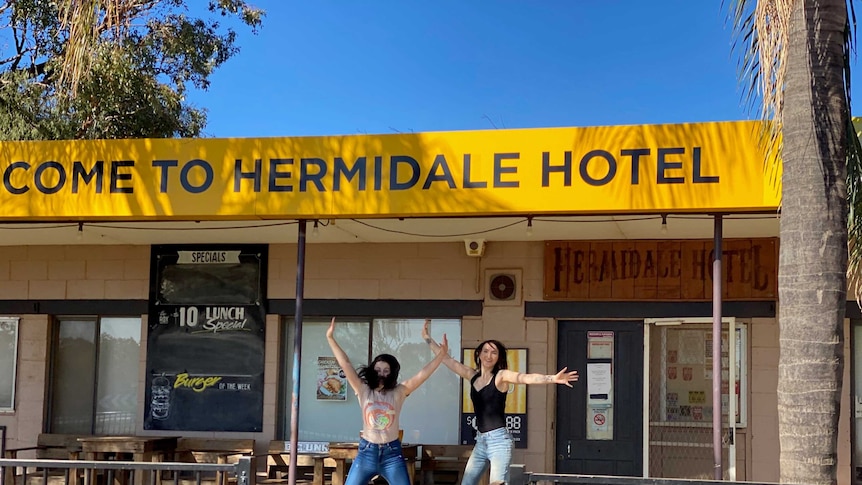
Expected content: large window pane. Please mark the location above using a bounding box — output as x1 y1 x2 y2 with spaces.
51 317 141 435
95 318 140 435
0 317 19 410
283 318 462 444
52 319 97 434
289 319 370 442
373 319 462 444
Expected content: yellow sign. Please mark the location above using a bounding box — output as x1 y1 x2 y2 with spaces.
0 121 780 220
173 372 222 392
461 348 527 414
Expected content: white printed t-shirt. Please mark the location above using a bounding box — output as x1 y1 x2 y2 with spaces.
357 384 406 444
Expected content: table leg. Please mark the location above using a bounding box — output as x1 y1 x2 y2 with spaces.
423 468 435 485
157 452 169 485
217 455 228 485
84 452 97 485
133 452 151 485
332 459 346 485
67 451 82 485
407 458 416 485
3 453 15 485
313 458 324 485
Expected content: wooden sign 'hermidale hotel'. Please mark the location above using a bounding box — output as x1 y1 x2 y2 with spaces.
544 238 777 300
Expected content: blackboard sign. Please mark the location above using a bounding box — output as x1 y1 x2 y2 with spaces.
144 245 267 432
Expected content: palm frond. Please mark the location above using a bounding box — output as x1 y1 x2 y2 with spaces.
56 0 132 96
728 0 862 305
847 118 862 303
726 0 792 161
844 0 862 306
726 0 792 221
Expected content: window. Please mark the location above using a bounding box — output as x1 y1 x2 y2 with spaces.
653 322 747 427
282 318 462 444
0 317 19 411
49 317 141 435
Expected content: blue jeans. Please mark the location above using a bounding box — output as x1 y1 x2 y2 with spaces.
345 438 411 485
462 427 514 485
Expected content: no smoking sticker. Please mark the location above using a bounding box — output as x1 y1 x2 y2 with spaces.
588 409 611 438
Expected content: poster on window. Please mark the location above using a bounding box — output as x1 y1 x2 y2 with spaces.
317 357 347 401
460 348 528 448
144 245 267 432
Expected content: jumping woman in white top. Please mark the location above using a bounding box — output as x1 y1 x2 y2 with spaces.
327 317 448 485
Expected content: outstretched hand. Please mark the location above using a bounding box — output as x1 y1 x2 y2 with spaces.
422 319 431 341
438 333 449 356
327 317 336 339
554 367 579 388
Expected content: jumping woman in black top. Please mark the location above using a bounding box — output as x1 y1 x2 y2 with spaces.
422 320 578 485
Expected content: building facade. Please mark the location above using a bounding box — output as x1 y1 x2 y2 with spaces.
0 121 856 484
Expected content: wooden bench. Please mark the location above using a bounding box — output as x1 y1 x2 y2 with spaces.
420 445 488 485
174 437 255 462
3 433 85 460
3 433 87 485
174 438 256 485
266 441 335 485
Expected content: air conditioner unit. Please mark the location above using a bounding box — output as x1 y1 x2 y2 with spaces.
484 269 522 306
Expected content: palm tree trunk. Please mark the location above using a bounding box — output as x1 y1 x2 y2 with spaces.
778 1 848 484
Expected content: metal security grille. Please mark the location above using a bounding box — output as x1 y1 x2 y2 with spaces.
647 320 745 480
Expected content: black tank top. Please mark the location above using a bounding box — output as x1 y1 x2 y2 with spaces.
470 371 508 432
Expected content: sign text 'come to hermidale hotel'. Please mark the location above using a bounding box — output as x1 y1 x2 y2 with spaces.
0 121 780 220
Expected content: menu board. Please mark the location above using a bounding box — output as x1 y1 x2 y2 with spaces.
144 245 267 432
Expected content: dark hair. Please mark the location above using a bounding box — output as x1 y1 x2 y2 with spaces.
357 353 400 391
474 340 508 373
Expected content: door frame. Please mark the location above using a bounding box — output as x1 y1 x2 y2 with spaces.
644 316 739 480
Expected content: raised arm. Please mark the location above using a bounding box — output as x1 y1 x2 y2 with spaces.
498 367 579 387
401 334 449 396
326 317 364 395
422 319 478 381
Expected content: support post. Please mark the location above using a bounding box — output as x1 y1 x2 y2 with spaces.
288 220 308 485
712 214 723 480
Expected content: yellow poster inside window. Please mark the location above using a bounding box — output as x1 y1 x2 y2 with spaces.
460 348 529 447
461 348 527 414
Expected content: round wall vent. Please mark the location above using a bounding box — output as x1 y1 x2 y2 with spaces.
489 274 517 301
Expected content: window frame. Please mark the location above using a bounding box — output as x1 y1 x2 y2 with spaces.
0 316 20 412
48 315 141 435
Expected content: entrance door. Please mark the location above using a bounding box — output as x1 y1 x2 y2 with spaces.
646 317 744 480
556 321 644 476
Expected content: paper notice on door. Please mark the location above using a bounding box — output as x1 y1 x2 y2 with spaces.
587 363 612 396
587 331 614 359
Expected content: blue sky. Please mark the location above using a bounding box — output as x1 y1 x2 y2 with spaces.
187 1 859 139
